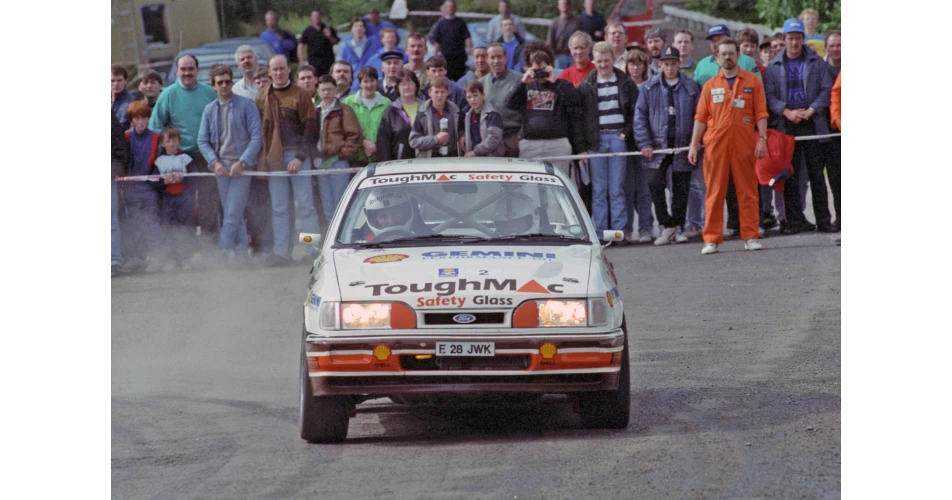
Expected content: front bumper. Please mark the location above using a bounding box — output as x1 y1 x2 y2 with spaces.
304 328 625 396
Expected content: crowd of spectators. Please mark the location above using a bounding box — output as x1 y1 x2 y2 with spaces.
111 1 841 275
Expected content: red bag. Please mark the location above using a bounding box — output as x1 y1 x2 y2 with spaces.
754 129 795 192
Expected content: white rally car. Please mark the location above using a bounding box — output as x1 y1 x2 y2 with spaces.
299 158 629 442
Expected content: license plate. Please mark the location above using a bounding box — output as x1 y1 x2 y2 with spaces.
435 342 495 357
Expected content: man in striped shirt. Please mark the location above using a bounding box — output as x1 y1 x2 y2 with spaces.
579 42 639 240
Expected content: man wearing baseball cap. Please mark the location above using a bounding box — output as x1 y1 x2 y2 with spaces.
763 17 836 234
693 24 762 88
634 46 702 246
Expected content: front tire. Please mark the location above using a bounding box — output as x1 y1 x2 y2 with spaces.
299 351 350 443
578 321 631 429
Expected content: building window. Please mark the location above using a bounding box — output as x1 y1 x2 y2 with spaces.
141 3 171 46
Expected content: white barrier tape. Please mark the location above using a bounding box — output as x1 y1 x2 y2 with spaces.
116 167 363 182
533 132 841 162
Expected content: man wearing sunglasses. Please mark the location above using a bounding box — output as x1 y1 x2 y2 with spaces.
197 64 262 265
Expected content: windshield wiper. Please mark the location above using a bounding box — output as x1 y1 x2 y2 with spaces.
356 234 488 248
481 233 588 243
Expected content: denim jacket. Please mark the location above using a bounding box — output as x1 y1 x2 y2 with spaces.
197 94 262 168
764 51 832 137
633 72 700 171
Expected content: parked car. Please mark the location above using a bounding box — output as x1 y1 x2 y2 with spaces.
297 158 630 443
202 37 276 60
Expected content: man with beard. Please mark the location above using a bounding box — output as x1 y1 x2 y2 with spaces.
331 60 355 100
688 38 768 255
694 24 761 87
643 27 667 76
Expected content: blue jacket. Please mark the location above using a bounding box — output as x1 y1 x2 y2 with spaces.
633 72 700 171
197 94 262 169
764 51 832 137
341 36 383 80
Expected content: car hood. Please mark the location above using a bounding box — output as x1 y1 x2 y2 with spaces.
332 245 594 306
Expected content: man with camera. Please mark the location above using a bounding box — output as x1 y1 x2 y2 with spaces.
505 45 583 177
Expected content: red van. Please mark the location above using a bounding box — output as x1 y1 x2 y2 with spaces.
608 0 657 48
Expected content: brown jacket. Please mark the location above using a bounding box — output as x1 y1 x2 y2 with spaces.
256 83 319 171
318 100 363 161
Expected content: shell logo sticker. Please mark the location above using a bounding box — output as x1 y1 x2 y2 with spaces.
539 343 557 359
364 254 409 264
373 345 392 361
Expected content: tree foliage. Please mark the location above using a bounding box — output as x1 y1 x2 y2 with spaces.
685 0 761 24
756 0 840 32
684 0 840 31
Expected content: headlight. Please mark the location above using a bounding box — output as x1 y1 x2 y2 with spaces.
319 302 417 330
513 299 587 327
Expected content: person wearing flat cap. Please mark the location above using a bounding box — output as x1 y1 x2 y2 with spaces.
375 50 407 102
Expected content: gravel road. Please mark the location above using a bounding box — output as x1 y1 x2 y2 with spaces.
112 228 840 499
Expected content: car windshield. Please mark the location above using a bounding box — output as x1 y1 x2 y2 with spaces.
335 171 591 246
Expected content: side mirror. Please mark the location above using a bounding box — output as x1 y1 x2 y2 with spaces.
299 232 322 250
602 230 624 244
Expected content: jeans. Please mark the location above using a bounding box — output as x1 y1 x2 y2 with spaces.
685 150 706 230
784 136 832 226
648 155 691 229
623 155 654 233
216 174 252 257
317 159 353 220
111 180 122 266
269 152 321 258
589 133 628 233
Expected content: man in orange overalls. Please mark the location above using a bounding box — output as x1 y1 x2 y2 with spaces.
688 38 768 255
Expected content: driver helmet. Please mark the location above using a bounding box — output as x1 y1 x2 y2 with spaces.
364 189 415 236
493 193 537 236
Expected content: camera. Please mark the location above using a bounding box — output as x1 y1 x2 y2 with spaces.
533 69 550 79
